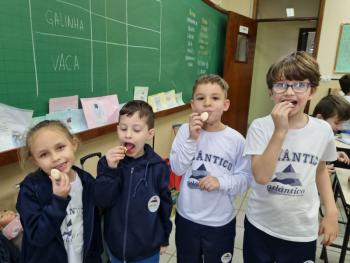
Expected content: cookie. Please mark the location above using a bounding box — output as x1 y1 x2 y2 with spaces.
50 169 61 180
200 112 209 122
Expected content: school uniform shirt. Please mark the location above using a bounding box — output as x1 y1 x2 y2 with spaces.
60 173 84 263
170 124 252 227
341 95 350 131
95 144 173 262
16 166 103 263
244 115 337 242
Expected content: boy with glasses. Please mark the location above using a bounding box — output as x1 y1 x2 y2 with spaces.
243 51 339 262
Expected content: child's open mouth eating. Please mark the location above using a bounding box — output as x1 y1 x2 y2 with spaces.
124 142 135 153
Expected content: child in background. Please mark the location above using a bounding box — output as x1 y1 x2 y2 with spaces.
95 100 172 263
16 120 102 263
339 74 350 103
170 74 252 263
312 94 350 173
0 209 21 263
339 74 350 132
243 51 338 263
0 209 23 250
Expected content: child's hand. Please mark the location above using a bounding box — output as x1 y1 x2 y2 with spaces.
326 163 335 175
189 113 204 140
106 146 127 168
199 176 220 192
271 101 294 133
319 213 338 246
160 246 167 255
50 172 71 199
337 151 350 164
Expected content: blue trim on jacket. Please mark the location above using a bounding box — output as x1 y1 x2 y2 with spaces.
95 144 173 262
16 166 103 263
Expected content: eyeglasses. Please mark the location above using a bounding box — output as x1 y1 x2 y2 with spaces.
272 82 311 93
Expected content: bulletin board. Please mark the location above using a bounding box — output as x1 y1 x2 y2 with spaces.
334 23 350 73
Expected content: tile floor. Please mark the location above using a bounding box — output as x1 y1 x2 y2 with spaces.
160 190 350 263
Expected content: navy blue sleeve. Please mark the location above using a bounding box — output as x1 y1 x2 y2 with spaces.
94 156 122 208
157 163 173 246
16 178 69 247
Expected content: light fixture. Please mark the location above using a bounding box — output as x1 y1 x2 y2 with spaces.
286 8 295 17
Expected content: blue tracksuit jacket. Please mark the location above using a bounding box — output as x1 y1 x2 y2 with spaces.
95 144 173 262
16 166 103 263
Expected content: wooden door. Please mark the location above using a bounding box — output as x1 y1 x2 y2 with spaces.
222 12 257 136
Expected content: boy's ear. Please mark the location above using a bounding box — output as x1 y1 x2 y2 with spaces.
315 113 324 120
147 128 155 140
190 99 195 110
223 99 230 112
308 87 317 99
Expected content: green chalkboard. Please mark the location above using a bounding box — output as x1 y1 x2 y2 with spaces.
0 0 226 116
335 24 350 73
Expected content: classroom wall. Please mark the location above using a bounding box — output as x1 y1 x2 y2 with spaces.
308 0 350 113
257 0 319 19
317 0 350 79
248 20 317 123
210 0 254 17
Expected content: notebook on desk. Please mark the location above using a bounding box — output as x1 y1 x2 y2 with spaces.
337 137 350 145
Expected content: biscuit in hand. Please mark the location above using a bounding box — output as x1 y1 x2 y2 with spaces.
200 112 209 122
50 169 61 180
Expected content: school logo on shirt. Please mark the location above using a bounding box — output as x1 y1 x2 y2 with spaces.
267 164 305 196
187 164 208 189
193 150 233 172
221 252 232 263
62 219 72 242
148 195 160 212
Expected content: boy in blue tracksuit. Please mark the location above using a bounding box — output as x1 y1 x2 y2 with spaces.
95 100 172 263
16 120 102 263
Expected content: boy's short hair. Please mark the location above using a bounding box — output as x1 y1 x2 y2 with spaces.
312 94 350 121
192 74 229 98
266 51 321 89
339 74 350 95
119 100 154 129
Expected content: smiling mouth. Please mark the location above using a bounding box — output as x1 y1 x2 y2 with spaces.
55 162 67 172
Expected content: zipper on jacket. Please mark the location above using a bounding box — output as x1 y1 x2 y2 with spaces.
84 200 94 262
123 167 134 262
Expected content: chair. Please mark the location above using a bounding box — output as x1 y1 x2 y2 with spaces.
80 152 102 170
79 152 102 177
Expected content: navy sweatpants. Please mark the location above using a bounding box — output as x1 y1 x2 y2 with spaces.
243 217 317 263
175 212 236 263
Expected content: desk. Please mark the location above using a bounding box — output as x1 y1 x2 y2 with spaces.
321 168 350 263
335 139 350 150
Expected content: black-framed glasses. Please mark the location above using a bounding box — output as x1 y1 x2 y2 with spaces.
272 82 311 93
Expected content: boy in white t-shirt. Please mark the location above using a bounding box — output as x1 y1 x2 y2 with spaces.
243 51 339 263
170 74 252 262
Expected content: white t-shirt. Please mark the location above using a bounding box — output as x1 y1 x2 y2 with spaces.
170 124 252 227
341 95 350 131
244 115 337 242
60 174 84 263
